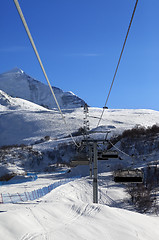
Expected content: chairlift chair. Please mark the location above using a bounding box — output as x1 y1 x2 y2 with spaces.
98 150 118 160
70 154 89 167
114 169 144 183
70 160 89 167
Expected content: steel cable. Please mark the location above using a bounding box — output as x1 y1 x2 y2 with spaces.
97 0 139 127
13 0 80 147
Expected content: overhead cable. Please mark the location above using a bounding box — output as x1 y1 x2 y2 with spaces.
13 0 80 147
97 0 139 127
108 140 132 158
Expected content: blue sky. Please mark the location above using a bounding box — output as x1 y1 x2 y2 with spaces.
1 0 159 110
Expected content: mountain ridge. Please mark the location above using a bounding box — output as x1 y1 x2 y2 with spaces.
0 68 86 109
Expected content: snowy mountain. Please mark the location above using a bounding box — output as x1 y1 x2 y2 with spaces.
1 69 159 239
0 68 86 109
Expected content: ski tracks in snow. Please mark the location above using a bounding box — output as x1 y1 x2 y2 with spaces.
19 201 102 240
20 207 50 240
20 232 46 240
20 232 50 240
19 179 115 240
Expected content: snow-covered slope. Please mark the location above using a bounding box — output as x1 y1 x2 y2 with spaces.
0 89 48 111
0 172 159 240
0 72 159 239
0 68 86 109
0 102 159 146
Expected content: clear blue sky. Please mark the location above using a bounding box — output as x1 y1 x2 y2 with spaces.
1 0 159 110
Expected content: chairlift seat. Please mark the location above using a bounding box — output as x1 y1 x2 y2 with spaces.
98 151 118 160
114 169 143 183
70 154 89 167
98 156 108 160
102 151 118 158
70 160 89 167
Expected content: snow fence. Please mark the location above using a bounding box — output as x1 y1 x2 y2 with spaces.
0 177 78 204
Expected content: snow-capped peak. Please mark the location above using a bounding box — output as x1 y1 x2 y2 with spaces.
2 67 24 75
0 68 86 109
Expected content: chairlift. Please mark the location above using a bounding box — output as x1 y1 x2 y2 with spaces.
70 154 89 167
98 151 118 160
114 169 144 183
98 154 108 160
70 160 89 167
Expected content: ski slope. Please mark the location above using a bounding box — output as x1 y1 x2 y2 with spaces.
1 99 159 146
1 75 159 239
0 170 159 240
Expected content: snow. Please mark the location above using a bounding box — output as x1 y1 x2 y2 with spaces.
0 172 159 240
0 68 86 109
0 90 47 111
2 67 24 74
0 102 159 147
0 69 159 239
